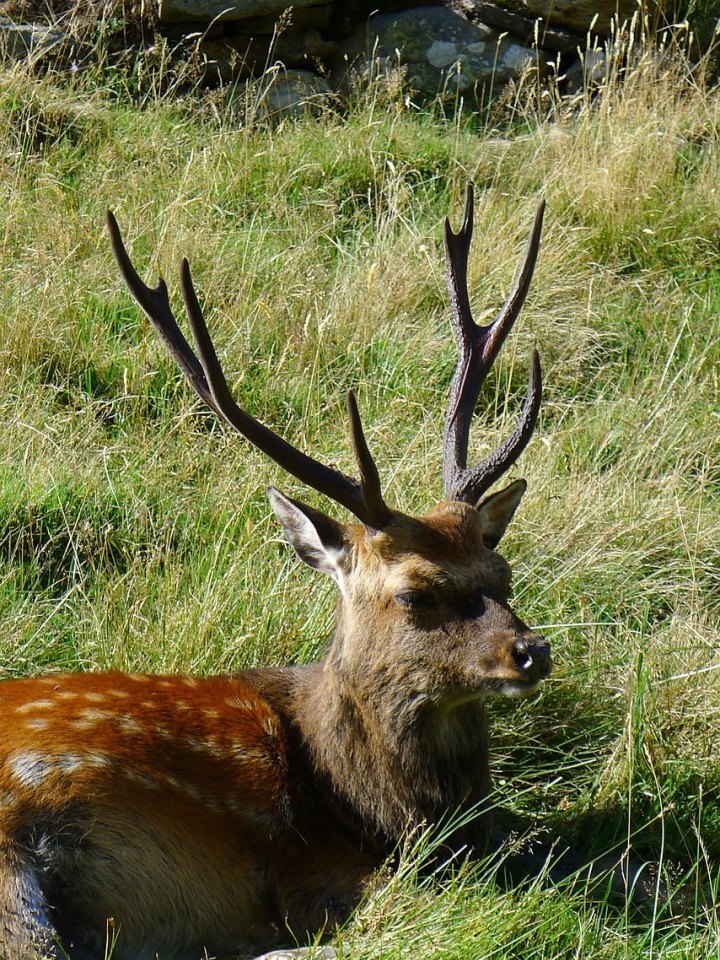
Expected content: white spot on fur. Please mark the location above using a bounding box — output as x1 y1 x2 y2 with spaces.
79 708 108 724
69 718 95 731
15 701 54 714
25 718 49 731
118 716 142 735
86 753 111 768
83 692 105 702
56 754 84 774
108 690 130 699
55 691 78 700
9 751 54 788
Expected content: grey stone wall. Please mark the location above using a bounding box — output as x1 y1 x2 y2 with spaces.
0 1 676 118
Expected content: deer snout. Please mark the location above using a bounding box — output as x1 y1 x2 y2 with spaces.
512 635 552 684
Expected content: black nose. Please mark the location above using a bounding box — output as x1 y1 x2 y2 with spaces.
512 635 552 682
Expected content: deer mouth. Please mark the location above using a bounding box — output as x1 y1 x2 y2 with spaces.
498 677 544 699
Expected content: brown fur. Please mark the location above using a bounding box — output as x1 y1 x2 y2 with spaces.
0 500 550 960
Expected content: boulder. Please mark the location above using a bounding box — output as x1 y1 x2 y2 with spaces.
161 20 226 41
229 5 336 33
0 15 67 60
563 46 610 93
237 68 334 120
200 29 338 81
515 0 661 37
346 6 543 103
159 0 328 23
455 1 580 53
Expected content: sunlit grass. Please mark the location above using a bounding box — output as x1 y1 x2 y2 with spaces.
0 37 719 958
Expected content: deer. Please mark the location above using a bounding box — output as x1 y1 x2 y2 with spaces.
0 186 553 960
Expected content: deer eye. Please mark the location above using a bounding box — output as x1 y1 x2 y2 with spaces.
395 590 437 610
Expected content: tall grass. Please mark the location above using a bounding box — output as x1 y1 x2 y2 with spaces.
0 36 719 958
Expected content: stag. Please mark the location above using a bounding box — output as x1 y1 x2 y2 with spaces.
0 187 551 960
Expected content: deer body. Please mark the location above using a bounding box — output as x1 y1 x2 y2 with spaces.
0 190 552 959
0 668 377 960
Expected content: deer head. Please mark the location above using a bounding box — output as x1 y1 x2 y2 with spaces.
107 187 551 749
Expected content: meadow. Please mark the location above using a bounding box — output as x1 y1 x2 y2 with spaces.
0 32 719 959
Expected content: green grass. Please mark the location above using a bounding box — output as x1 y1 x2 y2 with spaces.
1 42 719 959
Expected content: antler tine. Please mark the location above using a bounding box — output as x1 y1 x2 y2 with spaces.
442 190 545 504
346 390 391 529
454 349 542 505
106 211 221 417
108 211 390 529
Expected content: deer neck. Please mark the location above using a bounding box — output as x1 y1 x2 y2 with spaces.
292 645 493 844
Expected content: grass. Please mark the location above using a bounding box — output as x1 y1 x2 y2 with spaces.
0 35 719 959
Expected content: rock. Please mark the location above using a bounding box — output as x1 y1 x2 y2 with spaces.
345 7 543 104
516 0 663 37
563 46 610 93
161 20 225 41
200 29 338 81
454 1 580 53
225 5 336 33
232 67 334 120
253 948 336 960
159 0 328 23
0 15 67 60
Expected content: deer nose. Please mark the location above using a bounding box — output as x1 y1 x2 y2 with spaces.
512 635 552 682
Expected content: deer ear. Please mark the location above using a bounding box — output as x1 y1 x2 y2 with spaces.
268 487 348 581
477 479 527 549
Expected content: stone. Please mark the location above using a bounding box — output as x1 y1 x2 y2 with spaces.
242 68 334 120
454 1 580 53
516 0 665 37
159 0 328 23
200 29 337 81
563 47 610 93
253 948 336 960
0 15 67 60
225 5 335 33
344 6 544 105
161 20 225 41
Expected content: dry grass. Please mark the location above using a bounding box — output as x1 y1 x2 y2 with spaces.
0 36 719 958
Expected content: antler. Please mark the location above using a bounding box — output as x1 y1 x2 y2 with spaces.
442 186 544 505
107 212 391 530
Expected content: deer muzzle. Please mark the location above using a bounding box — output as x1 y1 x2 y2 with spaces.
512 635 552 686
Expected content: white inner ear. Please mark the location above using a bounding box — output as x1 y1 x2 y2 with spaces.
268 488 347 592
290 510 345 583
